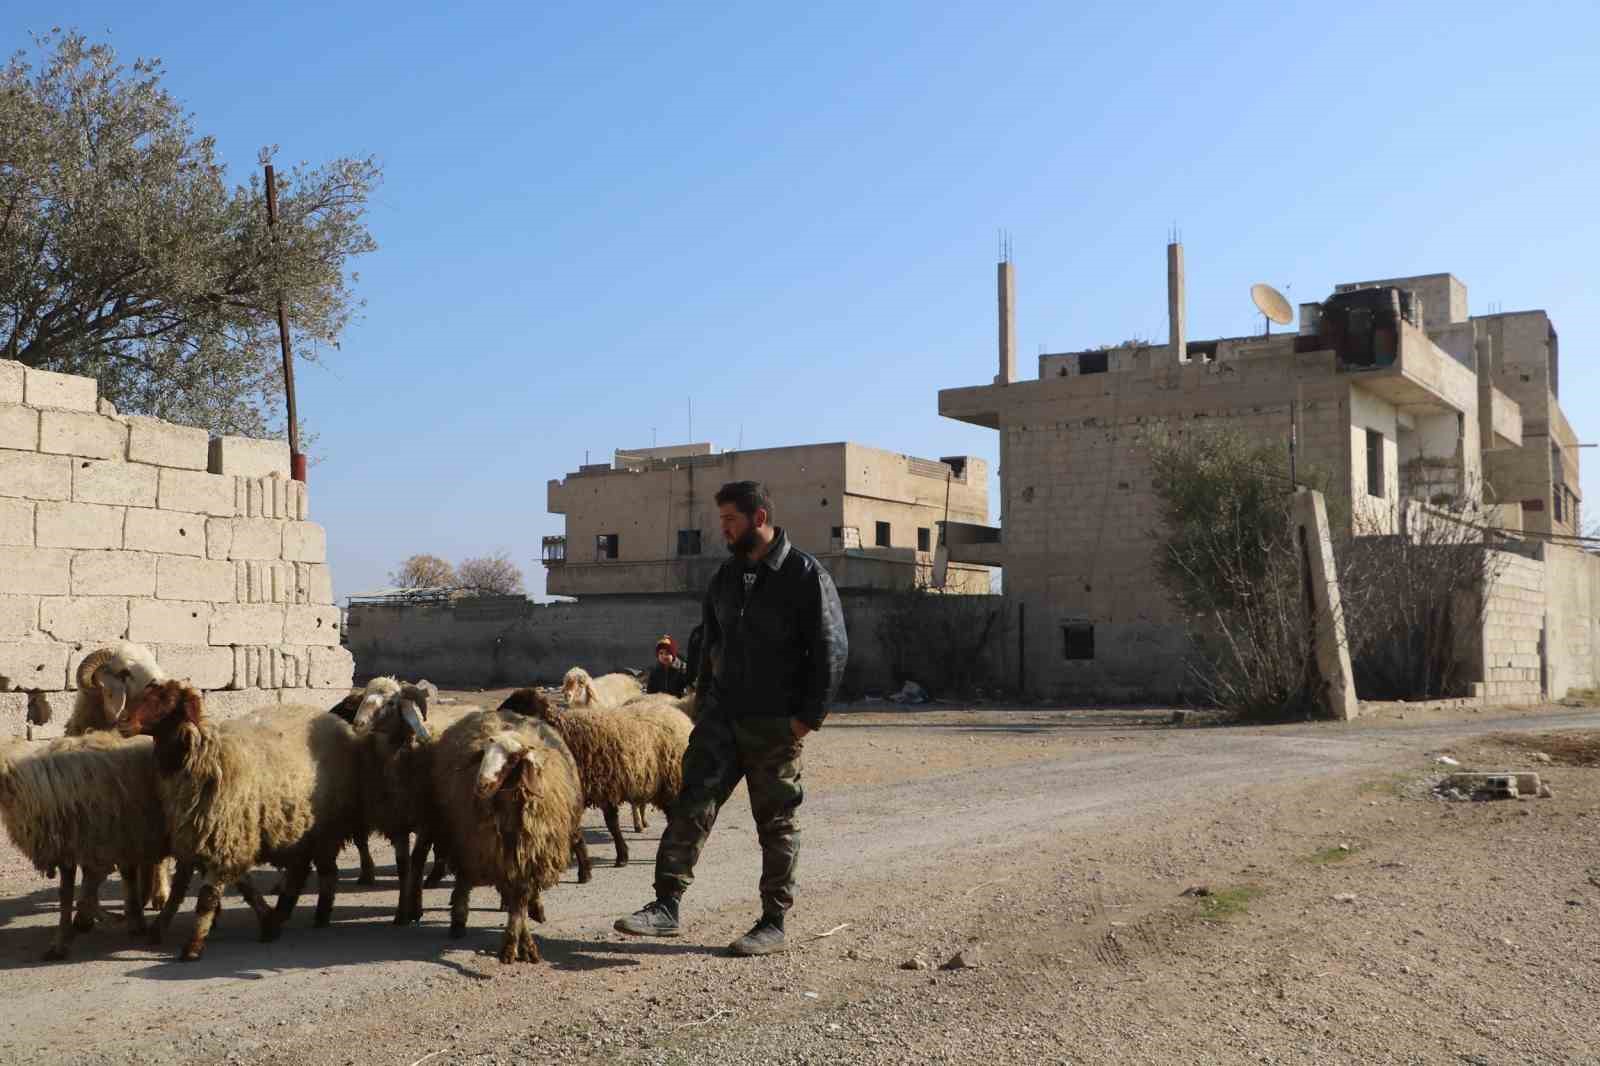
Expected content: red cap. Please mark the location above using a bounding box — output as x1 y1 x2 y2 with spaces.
656 635 677 656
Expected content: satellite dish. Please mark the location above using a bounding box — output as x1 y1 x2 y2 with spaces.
1251 283 1294 334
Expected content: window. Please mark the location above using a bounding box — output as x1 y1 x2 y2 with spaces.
1554 486 1565 523
875 521 891 547
595 533 619 561
917 527 931 552
1062 623 1095 661
830 526 843 540
676 530 702 556
1365 429 1384 498
1079 350 1109 375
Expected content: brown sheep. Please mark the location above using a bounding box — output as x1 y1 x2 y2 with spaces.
399 707 584 963
118 682 366 961
496 688 689 869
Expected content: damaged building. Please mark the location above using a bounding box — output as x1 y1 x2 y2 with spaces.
938 246 1594 704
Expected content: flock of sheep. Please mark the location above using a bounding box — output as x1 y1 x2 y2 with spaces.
0 645 695 966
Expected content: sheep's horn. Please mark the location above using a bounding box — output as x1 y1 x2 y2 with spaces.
399 700 431 744
398 684 430 718
76 648 116 691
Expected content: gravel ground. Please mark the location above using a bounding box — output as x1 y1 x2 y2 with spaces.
0 699 1596 1065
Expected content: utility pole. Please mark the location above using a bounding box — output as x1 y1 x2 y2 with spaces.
264 164 305 482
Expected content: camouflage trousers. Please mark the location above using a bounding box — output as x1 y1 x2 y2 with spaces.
655 710 804 914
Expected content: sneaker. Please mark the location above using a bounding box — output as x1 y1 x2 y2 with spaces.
728 915 786 956
614 899 680 937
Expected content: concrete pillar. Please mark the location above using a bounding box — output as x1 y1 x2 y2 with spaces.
1293 488 1358 720
1167 242 1186 364
997 260 1016 385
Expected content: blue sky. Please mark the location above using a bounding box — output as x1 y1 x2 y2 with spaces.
10 2 1600 599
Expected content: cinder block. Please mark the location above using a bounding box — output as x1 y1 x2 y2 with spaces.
123 508 205 557
23 367 96 411
293 481 309 520
35 501 124 550
0 547 71 595
0 450 72 500
38 596 129 642
0 689 68 738
155 644 235 689
73 459 158 507
0 361 22 405
71 550 157 596
228 519 284 560
39 410 126 460
0 404 38 450
271 476 287 519
201 688 282 722
210 603 285 645
157 556 237 602
158 468 236 517
126 416 210 470
206 517 233 560
0 642 71 691
128 600 210 645
209 436 290 478
0 498 31 547
299 563 335 605
285 604 341 646
282 522 327 563
308 646 354 689
0 596 38 640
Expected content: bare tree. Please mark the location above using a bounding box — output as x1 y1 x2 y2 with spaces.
390 554 456 589
457 551 524 596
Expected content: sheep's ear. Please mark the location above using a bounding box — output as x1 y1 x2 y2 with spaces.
178 686 204 725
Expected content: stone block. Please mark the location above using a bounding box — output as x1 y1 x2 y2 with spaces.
282 522 327 563
157 557 237 602
209 435 290 478
0 596 38 640
300 563 335 605
71 550 157 596
201 689 281 722
124 508 205 557
0 547 71 595
73 459 158 507
284 604 341 646
0 450 71 500
238 560 294 604
0 690 68 738
38 596 129 642
23 367 96 411
39 410 126 460
158 468 236 517
155 644 235 689
210 603 285 645
0 404 38 450
228 518 284 560
0 361 22 405
35 501 124 550
206 517 233 560
308 645 355 689
0 498 31 547
128 600 210 645
0 642 70 691
292 480 309 520
126 416 210 470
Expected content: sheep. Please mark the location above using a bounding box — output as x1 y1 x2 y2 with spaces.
0 732 171 960
326 676 403 884
561 667 653 830
118 682 366 961
399 706 584 963
496 688 690 870
66 642 167 737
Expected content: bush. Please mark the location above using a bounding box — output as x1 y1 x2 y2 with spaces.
875 589 1004 699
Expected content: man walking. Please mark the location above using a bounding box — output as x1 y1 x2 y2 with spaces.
615 481 847 955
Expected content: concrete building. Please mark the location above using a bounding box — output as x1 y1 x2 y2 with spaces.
938 245 1590 702
544 442 991 597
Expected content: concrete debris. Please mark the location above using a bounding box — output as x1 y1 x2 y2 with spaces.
899 954 932 971
888 681 930 704
1530 752 1553 765
1433 772 1550 802
941 947 985 970
1435 755 1461 767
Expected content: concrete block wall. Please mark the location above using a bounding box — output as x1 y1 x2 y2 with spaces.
0 361 352 736
1479 549 1545 700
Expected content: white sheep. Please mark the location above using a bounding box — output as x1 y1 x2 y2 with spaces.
561 666 653 830
65 642 168 737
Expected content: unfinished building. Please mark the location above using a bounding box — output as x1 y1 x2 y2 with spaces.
938 246 1593 703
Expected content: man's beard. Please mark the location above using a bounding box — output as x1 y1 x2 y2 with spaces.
726 527 761 558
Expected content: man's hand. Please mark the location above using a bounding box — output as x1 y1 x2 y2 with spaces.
790 718 811 740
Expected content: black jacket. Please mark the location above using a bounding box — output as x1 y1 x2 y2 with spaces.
646 659 689 697
698 528 848 730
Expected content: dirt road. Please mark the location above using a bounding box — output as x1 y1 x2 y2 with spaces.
1 701 1597 1065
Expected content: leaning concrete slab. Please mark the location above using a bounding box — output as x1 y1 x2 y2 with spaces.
1294 488 1359 721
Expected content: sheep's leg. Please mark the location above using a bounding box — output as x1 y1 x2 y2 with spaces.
448 883 471 939
234 876 282 943
422 846 451 888
500 889 533 964
73 865 108 933
632 803 648 832
397 832 432 925
604 804 629 867
180 880 222 962
42 864 78 961
150 860 195 946
146 859 172 911
571 832 593 884
273 858 313 923
313 852 338 928
392 832 411 893
530 887 547 924
354 833 377 886
120 864 148 934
